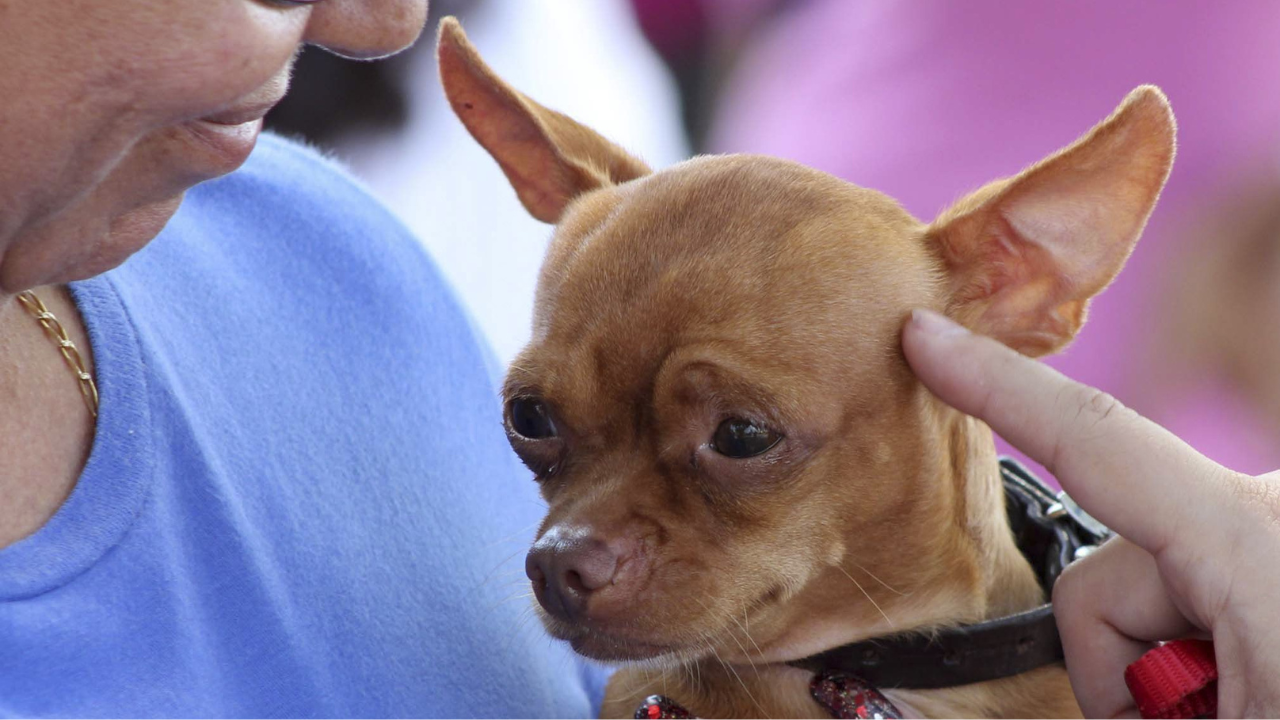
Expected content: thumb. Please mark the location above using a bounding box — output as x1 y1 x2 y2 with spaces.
900 308 1235 555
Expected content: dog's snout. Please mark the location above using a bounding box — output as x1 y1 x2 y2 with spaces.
526 529 620 622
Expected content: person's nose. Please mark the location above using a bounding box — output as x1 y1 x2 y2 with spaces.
303 0 429 60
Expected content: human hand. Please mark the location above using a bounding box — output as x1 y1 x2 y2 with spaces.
901 308 1280 718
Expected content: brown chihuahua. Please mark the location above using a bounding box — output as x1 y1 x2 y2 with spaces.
437 17 1173 719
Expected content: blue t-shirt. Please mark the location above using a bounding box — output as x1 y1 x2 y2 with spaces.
0 135 603 717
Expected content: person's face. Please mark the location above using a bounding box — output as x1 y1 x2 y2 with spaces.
0 0 428 293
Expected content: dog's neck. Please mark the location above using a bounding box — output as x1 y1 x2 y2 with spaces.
810 403 1079 718
941 409 1048 620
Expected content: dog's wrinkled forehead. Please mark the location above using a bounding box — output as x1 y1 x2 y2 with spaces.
531 154 929 349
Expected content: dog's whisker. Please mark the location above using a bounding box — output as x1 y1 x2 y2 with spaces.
506 602 538 632
709 643 765 716
486 575 534 590
849 559 910 597
477 572 533 591
480 519 542 551
722 621 762 683
470 547 533 596
484 588 536 613
692 646 703 688
736 599 767 663
836 564 895 630
498 605 540 658
690 595 764 683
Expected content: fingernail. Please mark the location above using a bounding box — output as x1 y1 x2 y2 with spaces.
910 308 970 337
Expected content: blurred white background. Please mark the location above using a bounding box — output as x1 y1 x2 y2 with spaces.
336 0 689 364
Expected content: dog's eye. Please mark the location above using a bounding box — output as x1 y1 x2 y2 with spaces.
509 397 557 440
711 418 781 458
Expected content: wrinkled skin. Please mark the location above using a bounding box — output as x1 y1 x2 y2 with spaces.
0 0 427 292
0 0 428 548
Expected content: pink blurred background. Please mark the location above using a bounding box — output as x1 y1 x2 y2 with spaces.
633 0 1280 480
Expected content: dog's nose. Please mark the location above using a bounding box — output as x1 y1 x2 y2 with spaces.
525 530 619 622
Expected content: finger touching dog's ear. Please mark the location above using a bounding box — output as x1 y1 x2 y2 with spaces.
926 86 1176 357
436 17 651 224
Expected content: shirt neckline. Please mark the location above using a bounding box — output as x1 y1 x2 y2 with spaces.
0 276 155 601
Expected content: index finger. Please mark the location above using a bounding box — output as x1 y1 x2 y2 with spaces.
901 309 1237 555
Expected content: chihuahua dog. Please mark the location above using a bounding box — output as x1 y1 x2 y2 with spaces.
437 18 1173 718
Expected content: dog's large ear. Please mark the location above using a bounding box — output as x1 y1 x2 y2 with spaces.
436 17 651 224
928 86 1175 356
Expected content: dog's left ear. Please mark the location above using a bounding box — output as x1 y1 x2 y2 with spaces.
436 17 651 224
928 86 1175 356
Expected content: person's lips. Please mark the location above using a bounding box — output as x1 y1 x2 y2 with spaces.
183 116 264 174
172 63 292 178
201 99 281 127
181 95 283 175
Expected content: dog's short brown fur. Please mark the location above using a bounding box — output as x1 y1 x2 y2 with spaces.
437 18 1174 718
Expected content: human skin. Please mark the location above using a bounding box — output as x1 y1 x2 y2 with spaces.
903 308 1280 718
0 0 428 547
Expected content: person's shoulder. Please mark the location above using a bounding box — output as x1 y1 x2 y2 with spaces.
147 133 501 378
202 133 412 246
168 133 441 295
235 133 378 204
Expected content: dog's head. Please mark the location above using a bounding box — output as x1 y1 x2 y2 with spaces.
438 19 1174 663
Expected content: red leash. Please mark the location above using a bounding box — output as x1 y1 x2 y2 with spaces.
1126 639 1217 719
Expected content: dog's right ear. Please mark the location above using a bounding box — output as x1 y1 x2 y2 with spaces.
926 86 1175 357
436 17 651 224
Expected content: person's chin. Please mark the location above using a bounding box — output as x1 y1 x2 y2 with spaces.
81 197 187 279
34 196 188 288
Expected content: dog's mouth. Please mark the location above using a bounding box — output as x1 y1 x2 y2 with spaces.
545 620 684 662
539 605 737 663
538 583 790 664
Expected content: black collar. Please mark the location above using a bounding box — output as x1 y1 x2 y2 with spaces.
786 458 1112 690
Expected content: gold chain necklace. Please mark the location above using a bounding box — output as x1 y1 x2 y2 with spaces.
15 290 100 418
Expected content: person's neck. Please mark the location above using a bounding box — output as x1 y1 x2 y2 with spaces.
948 412 1048 617
0 284 97 549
